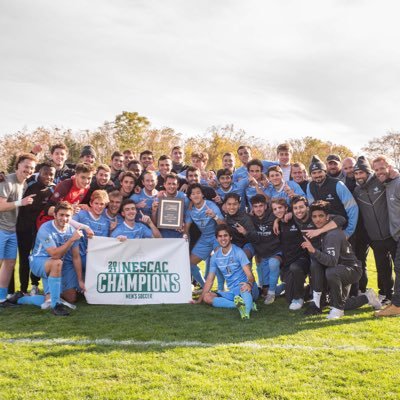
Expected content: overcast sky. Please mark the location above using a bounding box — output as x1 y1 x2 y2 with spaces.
1 0 399 152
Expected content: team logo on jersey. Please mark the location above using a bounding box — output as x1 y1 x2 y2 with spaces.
326 194 334 200
54 192 60 198
373 187 381 193
290 224 297 232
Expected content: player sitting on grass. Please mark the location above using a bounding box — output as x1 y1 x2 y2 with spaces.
193 224 258 319
28 201 84 316
111 199 161 240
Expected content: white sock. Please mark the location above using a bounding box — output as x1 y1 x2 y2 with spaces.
313 291 322 308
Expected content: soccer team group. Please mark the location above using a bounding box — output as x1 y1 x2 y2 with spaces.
0 142 399 319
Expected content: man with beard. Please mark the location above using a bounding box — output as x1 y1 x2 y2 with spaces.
353 156 395 305
372 155 400 317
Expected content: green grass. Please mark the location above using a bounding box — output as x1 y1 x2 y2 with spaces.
1 257 399 400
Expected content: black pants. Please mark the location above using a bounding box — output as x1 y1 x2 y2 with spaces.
392 240 400 307
370 237 396 299
16 229 40 292
284 257 310 303
326 264 362 310
349 227 370 295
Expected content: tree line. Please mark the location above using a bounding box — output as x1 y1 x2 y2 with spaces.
1 111 398 172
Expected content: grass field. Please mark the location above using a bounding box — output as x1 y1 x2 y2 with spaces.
1 258 399 400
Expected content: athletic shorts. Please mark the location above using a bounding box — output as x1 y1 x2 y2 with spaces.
217 283 258 301
29 255 50 294
61 262 79 292
241 242 255 258
191 235 219 261
0 230 17 259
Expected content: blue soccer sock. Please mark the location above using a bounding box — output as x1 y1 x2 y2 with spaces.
241 290 254 315
17 295 46 307
0 287 7 302
48 276 61 308
190 264 205 287
212 297 236 309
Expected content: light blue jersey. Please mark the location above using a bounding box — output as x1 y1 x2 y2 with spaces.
73 210 110 256
31 220 79 262
130 189 158 219
111 221 153 239
233 161 278 183
245 184 268 209
264 180 305 205
210 244 250 291
102 209 124 225
185 200 223 237
216 178 249 211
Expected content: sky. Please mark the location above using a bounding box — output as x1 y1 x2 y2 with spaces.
1 0 400 152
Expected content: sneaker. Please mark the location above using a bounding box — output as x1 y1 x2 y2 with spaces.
378 294 391 306
304 301 322 315
60 299 77 310
374 304 400 318
365 288 382 310
234 295 249 319
51 303 70 316
264 293 275 305
41 299 51 310
4 291 24 305
327 307 344 320
30 285 39 296
289 298 304 311
275 283 286 296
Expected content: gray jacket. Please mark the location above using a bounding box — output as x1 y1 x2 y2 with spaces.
353 174 391 241
385 176 400 241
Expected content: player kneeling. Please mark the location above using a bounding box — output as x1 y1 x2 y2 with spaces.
29 201 84 316
193 224 258 319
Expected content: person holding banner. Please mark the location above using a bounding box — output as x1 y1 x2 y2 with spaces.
185 184 225 289
111 199 161 240
29 201 84 316
193 224 258 319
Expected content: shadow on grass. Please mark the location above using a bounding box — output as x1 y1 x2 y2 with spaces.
0 295 380 351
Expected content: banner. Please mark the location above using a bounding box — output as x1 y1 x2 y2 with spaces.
84 236 192 305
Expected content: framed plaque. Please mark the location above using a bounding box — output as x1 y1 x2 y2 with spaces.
157 198 184 229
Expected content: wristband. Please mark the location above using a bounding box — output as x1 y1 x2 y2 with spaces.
14 199 22 207
213 215 219 221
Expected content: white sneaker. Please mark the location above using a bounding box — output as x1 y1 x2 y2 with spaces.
30 285 39 296
365 288 382 310
40 299 51 310
326 307 344 320
289 299 304 310
264 293 275 305
60 298 77 310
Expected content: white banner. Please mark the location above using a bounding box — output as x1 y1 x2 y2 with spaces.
84 236 192 305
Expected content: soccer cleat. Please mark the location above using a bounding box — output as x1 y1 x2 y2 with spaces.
289 299 304 311
51 303 70 316
234 295 249 319
378 294 391 306
304 301 322 315
252 302 258 312
30 285 39 296
264 293 275 305
326 307 344 320
365 288 382 310
374 304 400 318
